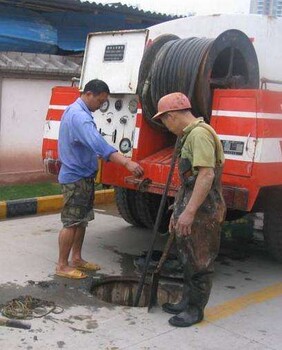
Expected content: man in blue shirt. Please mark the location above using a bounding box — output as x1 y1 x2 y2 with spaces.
56 79 144 279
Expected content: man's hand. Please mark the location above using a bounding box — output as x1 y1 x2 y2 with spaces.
109 152 144 177
174 167 214 237
175 209 195 236
125 160 144 177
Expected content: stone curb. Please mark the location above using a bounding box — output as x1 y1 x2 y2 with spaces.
0 189 115 220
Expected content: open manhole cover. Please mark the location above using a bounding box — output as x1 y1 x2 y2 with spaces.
90 276 182 307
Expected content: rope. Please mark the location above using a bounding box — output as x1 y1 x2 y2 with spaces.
1 295 64 320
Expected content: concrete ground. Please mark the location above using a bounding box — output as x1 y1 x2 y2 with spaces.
0 205 282 350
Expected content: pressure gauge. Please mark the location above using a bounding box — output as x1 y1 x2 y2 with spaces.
119 138 131 154
100 100 109 113
115 99 123 111
120 116 128 124
128 99 138 114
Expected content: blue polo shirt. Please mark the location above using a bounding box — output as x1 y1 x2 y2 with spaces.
58 97 117 184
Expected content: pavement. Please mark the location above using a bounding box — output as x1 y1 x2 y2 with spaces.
0 206 282 350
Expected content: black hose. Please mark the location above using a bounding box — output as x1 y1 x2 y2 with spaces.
138 30 259 125
142 36 213 120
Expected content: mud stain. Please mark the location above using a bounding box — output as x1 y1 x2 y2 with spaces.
69 326 92 334
57 341 65 348
86 320 98 329
0 278 106 313
60 318 75 324
100 244 136 276
71 315 92 321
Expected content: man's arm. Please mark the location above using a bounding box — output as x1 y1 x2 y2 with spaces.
174 167 215 236
109 152 144 177
74 118 144 177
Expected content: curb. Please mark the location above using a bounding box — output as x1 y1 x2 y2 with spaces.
0 189 115 220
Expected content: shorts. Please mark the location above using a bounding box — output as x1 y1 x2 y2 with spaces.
61 177 95 228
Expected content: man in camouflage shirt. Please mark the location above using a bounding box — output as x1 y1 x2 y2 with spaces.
153 92 226 327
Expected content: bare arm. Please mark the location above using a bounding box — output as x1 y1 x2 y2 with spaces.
174 167 215 236
109 152 144 177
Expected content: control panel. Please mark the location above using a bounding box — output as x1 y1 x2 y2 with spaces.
94 94 139 158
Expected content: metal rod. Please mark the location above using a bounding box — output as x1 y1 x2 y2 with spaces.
133 137 180 307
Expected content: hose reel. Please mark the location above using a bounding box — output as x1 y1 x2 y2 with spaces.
138 29 259 128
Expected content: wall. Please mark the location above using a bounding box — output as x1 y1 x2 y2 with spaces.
0 77 70 184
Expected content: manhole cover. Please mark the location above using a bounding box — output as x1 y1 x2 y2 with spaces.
90 276 182 307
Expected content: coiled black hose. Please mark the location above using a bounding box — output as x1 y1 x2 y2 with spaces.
138 29 259 127
151 37 213 109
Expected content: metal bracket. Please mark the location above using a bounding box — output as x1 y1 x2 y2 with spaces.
137 178 152 192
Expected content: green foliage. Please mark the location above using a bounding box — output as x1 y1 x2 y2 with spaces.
0 183 61 201
0 182 107 201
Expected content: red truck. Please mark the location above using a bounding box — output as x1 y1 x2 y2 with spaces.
42 15 282 261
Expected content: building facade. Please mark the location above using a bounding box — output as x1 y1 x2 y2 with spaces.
250 0 282 16
0 52 82 184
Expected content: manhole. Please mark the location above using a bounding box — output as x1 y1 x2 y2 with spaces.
90 276 182 307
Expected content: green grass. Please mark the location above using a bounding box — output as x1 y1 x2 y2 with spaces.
0 182 106 201
0 183 62 201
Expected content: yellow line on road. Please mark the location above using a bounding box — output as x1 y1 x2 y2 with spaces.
203 282 282 324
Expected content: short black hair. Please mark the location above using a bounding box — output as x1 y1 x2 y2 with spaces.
83 79 110 95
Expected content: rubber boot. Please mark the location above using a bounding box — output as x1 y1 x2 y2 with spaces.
168 273 212 327
189 273 213 311
162 262 191 315
168 305 204 327
162 283 189 314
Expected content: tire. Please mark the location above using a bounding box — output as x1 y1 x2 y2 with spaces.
135 191 172 233
114 187 145 227
263 210 282 263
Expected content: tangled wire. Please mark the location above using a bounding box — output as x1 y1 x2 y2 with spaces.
1 295 64 320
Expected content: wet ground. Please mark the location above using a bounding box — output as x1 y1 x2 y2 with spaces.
0 205 282 349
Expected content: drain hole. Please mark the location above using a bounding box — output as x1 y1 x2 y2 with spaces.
91 276 182 307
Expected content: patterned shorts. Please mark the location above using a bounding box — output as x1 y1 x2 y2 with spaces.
61 178 95 228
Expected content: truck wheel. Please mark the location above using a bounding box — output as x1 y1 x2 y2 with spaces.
263 210 282 263
114 187 145 227
135 192 172 233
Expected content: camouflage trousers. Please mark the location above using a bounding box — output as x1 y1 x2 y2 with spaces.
173 184 226 310
61 178 95 228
